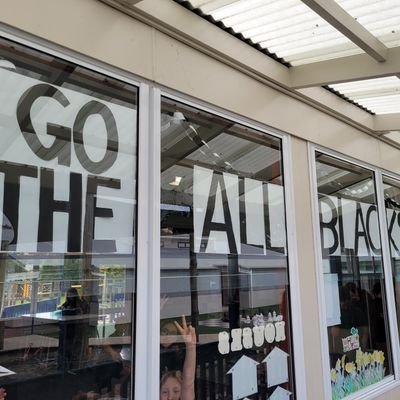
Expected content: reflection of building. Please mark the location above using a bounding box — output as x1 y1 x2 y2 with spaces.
160 236 287 319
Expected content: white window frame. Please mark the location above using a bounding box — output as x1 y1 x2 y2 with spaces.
309 144 400 400
157 88 307 400
0 22 307 400
0 23 147 400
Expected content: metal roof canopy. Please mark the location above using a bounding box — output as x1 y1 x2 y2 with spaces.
176 0 400 143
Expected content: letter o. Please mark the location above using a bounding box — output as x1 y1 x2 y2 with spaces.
73 100 118 174
265 323 275 344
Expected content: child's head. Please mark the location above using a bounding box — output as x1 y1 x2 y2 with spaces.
160 371 182 400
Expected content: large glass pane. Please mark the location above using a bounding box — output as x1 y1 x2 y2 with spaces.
160 98 295 400
382 176 400 341
0 38 137 399
315 153 392 400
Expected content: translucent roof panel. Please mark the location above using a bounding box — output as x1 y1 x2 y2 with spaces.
184 0 362 65
335 0 400 48
329 76 400 115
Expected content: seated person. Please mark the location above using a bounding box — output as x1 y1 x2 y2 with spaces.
61 287 88 315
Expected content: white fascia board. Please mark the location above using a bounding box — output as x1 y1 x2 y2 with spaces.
374 113 400 131
290 46 400 88
301 0 388 62
297 86 374 127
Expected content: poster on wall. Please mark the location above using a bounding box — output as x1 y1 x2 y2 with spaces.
0 66 136 253
324 273 341 326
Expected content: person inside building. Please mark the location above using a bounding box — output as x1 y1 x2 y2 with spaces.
58 287 90 370
160 316 196 400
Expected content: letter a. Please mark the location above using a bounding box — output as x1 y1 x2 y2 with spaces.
200 172 237 254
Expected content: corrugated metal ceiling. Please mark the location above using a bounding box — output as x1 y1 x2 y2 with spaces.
178 0 400 116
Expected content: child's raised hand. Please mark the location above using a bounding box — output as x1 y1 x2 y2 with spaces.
174 315 196 346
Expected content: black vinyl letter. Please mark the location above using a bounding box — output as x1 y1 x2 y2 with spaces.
319 196 339 255
338 197 350 253
387 211 400 256
16 83 71 165
0 161 38 250
73 101 118 174
84 175 121 253
239 178 264 255
366 205 381 256
37 168 82 252
200 172 237 254
354 203 371 257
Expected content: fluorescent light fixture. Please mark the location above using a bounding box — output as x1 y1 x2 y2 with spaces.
172 111 186 122
0 59 16 70
169 176 183 186
161 204 191 212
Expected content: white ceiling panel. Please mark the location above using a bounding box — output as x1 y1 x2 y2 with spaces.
329 76 400 114
336 0 400 48
185 0 361 65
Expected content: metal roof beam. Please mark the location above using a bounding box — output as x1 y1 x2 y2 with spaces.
120 0 142 4
375 114 400 132
290 47 400 88
300 0 388 62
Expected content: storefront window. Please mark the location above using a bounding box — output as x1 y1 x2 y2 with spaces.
382 176 400 340
0 38 137 399
315 153 393 400
160 98 295 399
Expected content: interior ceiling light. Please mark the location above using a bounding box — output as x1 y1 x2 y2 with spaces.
329 76 400 114
0 59 16 70
169 176 183 186
172 111 186 122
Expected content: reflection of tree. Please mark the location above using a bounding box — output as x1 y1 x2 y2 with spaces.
40 259 83 283
101 265 125 279
64 258 84 281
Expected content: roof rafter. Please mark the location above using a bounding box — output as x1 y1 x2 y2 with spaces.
374 114 400 132
122 0 142 4
300 0 388 62
290 47 400 89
